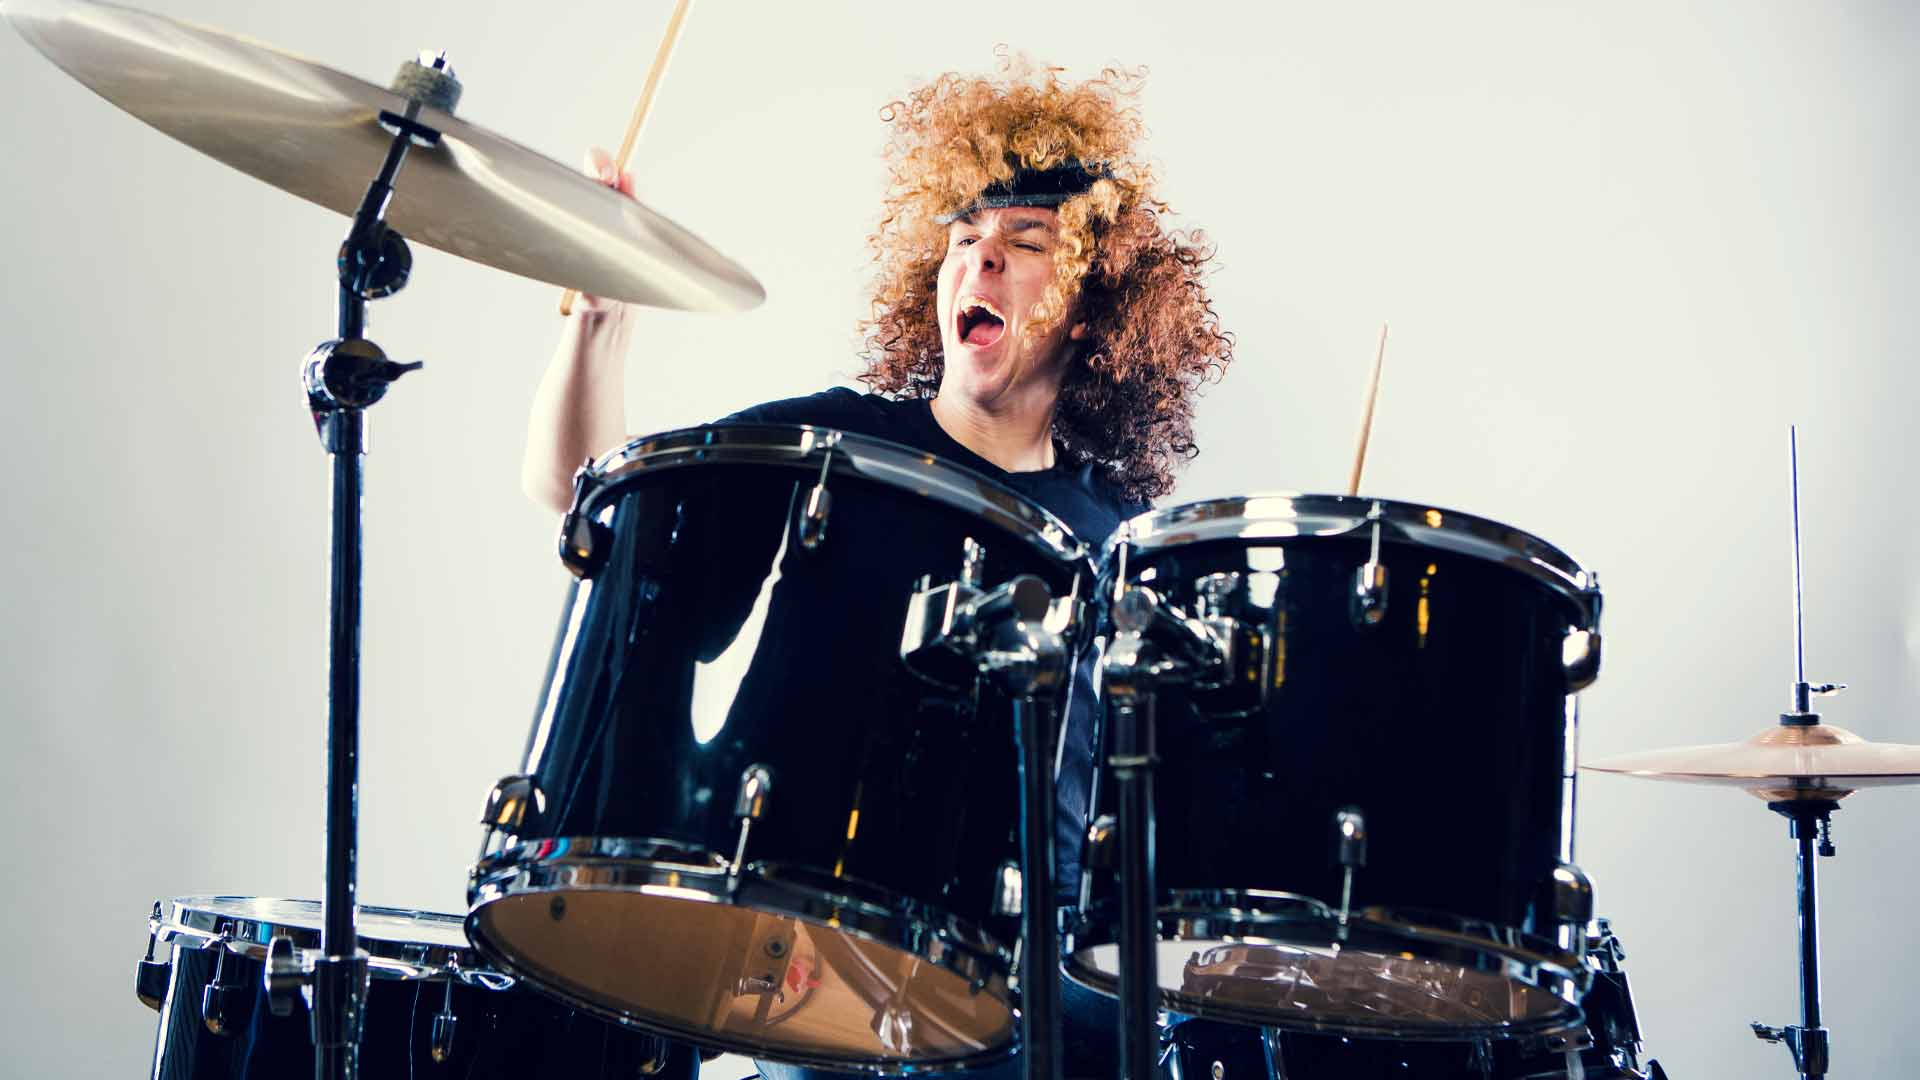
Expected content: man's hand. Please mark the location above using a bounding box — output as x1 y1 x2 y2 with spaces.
572 146 638 315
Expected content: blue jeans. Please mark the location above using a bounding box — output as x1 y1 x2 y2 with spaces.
752 976 1118 1080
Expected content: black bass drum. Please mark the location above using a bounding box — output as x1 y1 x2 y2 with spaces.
467 425 1091 1072
137 897 692 1079
1069 495 1604 1040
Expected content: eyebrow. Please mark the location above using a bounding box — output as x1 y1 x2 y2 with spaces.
953 212 1056 235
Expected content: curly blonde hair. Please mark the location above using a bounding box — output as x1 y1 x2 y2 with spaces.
857 58 1233 505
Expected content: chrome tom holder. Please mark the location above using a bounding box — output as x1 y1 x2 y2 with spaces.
901 538 1078 1080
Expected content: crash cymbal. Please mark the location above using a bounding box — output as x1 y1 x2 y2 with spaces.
4 0 764 312
1583 722 1920 801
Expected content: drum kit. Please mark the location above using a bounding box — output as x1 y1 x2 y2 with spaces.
10 2 1917 1079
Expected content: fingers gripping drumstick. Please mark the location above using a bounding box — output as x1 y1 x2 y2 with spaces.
559 0 695 316
1346 323 1389 497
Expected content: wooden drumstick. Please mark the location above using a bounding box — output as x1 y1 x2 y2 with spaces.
1345 322 1389 497
559 0 695 316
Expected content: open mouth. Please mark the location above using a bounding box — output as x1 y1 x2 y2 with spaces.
956 297 1006 349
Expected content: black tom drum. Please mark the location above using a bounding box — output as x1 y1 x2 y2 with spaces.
1068 494 1603 1040
467 425 1090 1072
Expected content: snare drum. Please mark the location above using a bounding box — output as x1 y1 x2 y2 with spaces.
467 425 1090 1071
138 896 691 1079
1068 495 1603 1040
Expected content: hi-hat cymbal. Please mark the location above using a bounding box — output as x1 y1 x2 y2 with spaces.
4 0 764 312
1583 723 1920 801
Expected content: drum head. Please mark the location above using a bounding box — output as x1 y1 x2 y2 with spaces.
473 883 1011 1068
157 896 489 981
1065 897 1584 1039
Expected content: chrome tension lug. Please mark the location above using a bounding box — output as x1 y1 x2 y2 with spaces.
729 764 773 887
1332 806 1367 938
429 979 458 1063
263 934 308 1019
135 919 170 1011
798 439 838 551
200 939 245 1035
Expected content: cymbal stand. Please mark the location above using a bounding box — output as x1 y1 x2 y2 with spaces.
1751 797 1837 1079
274 52 453 1080
1747 426 1841 1080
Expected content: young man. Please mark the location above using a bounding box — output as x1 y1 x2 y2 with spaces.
523 60 1233 1079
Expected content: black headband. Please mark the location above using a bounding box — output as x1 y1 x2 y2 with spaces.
935 160 1111 224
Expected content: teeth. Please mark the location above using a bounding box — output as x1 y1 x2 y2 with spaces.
962 296 1003 321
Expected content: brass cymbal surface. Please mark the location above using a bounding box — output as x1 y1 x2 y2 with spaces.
1583 722 1920 801
4 0 765 311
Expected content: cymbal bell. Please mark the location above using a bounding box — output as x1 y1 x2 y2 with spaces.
4 0 765 312
1583 722 1920 801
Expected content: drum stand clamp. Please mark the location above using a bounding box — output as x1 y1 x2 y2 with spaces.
900 538 1075 1080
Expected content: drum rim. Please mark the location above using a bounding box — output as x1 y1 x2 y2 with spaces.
582 423 1090 568
152 895 511 986
467 843 1017 1072
1109 493 1598 623
1062 888 1588 1041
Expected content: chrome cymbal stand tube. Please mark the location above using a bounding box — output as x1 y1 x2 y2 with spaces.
285 52 453 1080
1749 426 1839 1080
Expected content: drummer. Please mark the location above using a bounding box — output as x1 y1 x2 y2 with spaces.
523 59 1233 1079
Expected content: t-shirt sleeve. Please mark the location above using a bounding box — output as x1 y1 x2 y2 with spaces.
715 386 873 427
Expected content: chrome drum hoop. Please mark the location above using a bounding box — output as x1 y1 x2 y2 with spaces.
467 842 1015 1071
583 424 1087 570
152 896 511 986
1063 890 1588 1041
1109 493 1598 627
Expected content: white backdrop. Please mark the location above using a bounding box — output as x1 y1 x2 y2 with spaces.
2 1 1915 1077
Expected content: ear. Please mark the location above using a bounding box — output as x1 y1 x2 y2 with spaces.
1068 319 1089 342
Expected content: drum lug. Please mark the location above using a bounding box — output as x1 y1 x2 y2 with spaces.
200 928 244 1035
1563 629 1603 691
991 859 1023 917
729 764 773 882
556 463 611 579
135 902 170 1011
1332 806 1368 938
1349 505 1389 628
476 774 543 860
1350 560 1388 627
797 436 840 551
1552 861 1596 958
263 933 309 1018
430 978 458 1063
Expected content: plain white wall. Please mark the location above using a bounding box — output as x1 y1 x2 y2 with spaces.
2 1 1914 1077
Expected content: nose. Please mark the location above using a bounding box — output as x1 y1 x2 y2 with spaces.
964 235 1004 274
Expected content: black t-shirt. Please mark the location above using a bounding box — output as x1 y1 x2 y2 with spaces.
722 387 1141 545
719 386 1145 900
